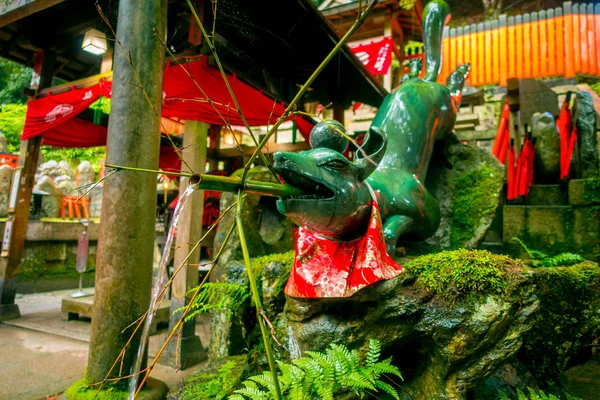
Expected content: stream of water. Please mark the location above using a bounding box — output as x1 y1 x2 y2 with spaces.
127 183 197 399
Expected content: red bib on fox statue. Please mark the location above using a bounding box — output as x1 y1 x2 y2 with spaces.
284 197 403 299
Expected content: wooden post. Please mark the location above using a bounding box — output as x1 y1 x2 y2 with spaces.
162 121 208 369
383 16 392 92
207 125 220 171
333 104 345 126
442 26 450 83
0 51 54 321
499 15 508 85
86 0 168 383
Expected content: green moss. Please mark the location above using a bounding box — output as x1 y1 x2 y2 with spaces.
582 177 600 204
19 256 96 282
520 261 600 382
405 249 524 296
249 250 295 300
65 377 142 400
450 166 504 248
170 356 246 400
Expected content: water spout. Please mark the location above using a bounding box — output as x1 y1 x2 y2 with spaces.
127 183 197 399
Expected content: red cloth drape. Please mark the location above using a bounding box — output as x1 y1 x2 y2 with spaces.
21 56 315 173
284 200 403 299
162 57 313 136
22 81 111 140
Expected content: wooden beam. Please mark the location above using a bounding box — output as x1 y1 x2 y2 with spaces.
216 141 310 159
0 0 64 28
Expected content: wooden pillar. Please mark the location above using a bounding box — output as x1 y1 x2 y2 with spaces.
162 121 208 369
207 125 220 171
333 104 345 126
383 17 393 92
0 50 54 321
86 0 167 383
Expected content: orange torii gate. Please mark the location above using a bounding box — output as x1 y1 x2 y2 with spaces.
439 1 600 86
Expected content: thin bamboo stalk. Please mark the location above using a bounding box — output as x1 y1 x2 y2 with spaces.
236 192 282 399
104 163 304 198
186 0 277 178
239 0 379 183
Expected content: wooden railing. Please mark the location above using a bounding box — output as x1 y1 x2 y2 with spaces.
439 1 600 86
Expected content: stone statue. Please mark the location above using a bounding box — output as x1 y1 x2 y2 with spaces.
274 0 469 255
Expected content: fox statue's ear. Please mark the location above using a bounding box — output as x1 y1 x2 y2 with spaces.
354 126 387 181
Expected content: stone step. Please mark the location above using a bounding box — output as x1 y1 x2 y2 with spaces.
503 204 600 261
525 184 568 206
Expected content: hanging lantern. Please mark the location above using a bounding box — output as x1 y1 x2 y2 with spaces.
82 29 107 55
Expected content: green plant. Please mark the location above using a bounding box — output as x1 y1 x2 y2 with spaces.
511 238 585 268
0 103 26 153
405 249 523 296
180 359 241 400
175 282 250 322
498 387 581 400
65 377 142 400
450 166 504 247
230 339 402 400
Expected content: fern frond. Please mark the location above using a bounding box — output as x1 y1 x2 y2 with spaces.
497 390 510 400
374 380 400 400
232 385 267 400
338 371 376 391
511 237 548 260
366 339 381 367
371 358 403 379
234 339 403 400
540 252 585 267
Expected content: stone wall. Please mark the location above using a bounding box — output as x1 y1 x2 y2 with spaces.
504 179 600 262
0 220 100 293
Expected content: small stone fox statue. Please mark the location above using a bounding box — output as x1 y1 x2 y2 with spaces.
274 0 470 253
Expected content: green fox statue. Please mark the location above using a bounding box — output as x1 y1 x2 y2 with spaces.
274 0 470 253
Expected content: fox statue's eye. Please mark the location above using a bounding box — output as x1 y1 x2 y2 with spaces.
320 159 349 170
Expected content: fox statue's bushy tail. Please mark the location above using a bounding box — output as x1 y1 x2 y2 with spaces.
273 0 470 254
362 0 470 251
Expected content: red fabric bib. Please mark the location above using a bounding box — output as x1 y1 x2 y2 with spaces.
285 200 404 298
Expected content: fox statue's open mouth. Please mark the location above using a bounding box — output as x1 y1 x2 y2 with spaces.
277 169 335 201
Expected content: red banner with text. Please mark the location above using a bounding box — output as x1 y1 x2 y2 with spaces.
350 37 393 75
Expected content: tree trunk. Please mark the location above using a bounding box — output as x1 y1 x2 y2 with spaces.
86 0 167 383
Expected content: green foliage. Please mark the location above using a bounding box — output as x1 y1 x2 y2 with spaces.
398 0 418 10
498 387 582 400
179 358 244 400
176 282 250 322
41 146 106 171
249 250 295 300
450 166 504 247
0 58 32 106
0 103 27 153
89 97 111 115
591 81 600 99
65 377 138 400
230 339 402 400
0 101 105 168
405 249 524 296
520 261 600 381
511 238 585 268
582 177 600 204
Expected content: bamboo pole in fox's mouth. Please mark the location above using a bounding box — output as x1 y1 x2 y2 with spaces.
105 164 304 197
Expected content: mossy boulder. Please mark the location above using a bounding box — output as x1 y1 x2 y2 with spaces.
278 250 600 400
419 134 505 251
208 251 294 362
167 355 246 400
519 261 600 382
65 377 167 400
